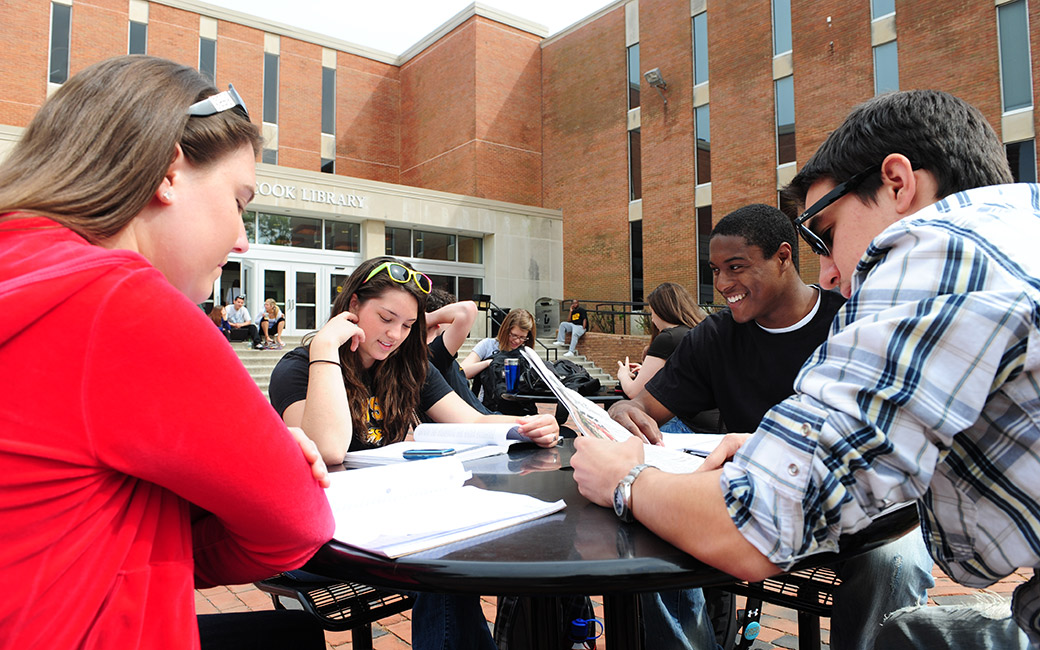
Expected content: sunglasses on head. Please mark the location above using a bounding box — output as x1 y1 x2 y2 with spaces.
793 162 882 257
186 83 250 120
363 261 432 294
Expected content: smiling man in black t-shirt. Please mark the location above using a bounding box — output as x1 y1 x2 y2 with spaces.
608 204 934 650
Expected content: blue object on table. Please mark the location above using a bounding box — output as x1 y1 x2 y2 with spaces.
504 358 519 392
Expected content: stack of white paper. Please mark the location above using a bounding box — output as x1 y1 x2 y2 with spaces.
326 457 566 557
342 422 524 468
519 347 711 474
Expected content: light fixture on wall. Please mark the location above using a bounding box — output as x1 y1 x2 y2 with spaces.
643 68 668 104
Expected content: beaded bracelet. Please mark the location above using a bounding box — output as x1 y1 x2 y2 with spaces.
309 359 343 368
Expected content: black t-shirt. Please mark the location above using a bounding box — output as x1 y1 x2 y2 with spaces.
646 288 845 433
269 346 453 451
646 325 690 360
428 334 455 376
569 307 588 329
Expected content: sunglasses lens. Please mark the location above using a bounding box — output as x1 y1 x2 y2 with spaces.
387 263 409 282
415 274 432 293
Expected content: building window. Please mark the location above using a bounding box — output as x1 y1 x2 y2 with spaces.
696 206 713 304
256 213 320 248
630 219 643 304
263 51 279 123
1007 140 1037 183
772 0 792 56
871 0 895 18
49 2 71 84
458 235 483 264
242 210 256 243
261 149 277 165
320 158 335 174
129 20 147 55
385 227 411 257
775 75 796 165
321 66 336 135
692 12 708 85
873 40 899 95
414 231 456 261
384 227 483 263
457 277 484 302
997 0 1033 112
627 43 640 109
324 221 360 252
628 128 642 201
695 105 711 184
199 37 216 82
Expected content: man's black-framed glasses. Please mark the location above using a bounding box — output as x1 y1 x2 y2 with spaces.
187 83 249 120
793 163 882 257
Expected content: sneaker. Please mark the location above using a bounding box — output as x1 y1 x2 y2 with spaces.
252 343 265 350
274 342 284 350
563 351 575 356
552 341 567 347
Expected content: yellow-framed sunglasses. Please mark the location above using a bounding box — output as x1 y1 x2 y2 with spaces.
363 261 432 294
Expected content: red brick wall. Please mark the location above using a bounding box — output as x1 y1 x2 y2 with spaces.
215 21 264 131
573 332 649 381
639 1 698 295
0 0 49 125
69 0 126 75
147 3 198 67
542 6 630 304
474 18 542 205
400 21 478 196
335 52 400 184
278 37 322 172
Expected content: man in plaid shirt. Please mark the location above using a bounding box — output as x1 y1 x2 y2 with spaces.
573 89 1040 648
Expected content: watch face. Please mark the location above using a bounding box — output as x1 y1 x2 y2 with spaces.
613 485 625 517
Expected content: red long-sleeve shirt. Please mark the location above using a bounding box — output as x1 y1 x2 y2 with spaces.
0 216 335 649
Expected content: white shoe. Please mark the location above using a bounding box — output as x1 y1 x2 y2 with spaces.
553 341 567 347
563 351 575 356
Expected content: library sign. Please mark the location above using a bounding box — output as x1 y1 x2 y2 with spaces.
255 181 368 209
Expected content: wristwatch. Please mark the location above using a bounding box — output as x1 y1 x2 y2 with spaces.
613 463 650 522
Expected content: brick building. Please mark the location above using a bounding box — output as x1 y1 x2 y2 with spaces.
0 0 1036 332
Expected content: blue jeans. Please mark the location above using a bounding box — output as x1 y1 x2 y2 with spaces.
875 599 1033 649
410 593 496 650
641 530 934 650
556 322 586 353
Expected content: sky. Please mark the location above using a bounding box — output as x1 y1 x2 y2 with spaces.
203 0 616 55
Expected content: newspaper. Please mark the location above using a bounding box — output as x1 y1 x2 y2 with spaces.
519 347 703 473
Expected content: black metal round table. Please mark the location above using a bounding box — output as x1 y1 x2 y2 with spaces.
306 439 918 649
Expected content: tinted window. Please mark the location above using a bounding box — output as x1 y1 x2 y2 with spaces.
199 37 216 82
49 2 71 84
627 44 640 109
129 21 147 55
873 41 899 95
322 66 336 135
263 52 279 123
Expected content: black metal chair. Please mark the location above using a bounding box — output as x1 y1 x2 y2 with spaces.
255 571 414 650
722 564 839 649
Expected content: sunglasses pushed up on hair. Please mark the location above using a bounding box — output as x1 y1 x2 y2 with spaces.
186 83 250 120
363 262 433 294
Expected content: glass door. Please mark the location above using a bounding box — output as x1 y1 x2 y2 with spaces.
259 262 318 336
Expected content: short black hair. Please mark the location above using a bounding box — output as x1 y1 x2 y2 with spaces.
425 288 456 313
781 90 1013 217
710 203 796 258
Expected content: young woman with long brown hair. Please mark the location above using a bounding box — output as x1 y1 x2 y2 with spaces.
0 55 332 649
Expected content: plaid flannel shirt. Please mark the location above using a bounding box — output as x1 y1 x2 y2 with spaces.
720 184 1040 613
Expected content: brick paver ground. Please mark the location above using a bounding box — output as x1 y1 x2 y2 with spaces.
198 405 1028 648
196 566 1028 649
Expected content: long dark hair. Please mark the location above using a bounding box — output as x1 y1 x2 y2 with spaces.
646 282 706 341
311 256 429 444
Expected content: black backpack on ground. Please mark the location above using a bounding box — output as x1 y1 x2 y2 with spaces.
552 358 601 396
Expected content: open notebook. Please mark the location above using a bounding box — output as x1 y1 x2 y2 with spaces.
326 457 565 557
519 347 709 473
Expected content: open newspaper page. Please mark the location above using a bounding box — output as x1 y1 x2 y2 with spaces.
519 347 703 473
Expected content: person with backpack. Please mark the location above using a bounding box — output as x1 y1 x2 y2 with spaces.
460 308 536 379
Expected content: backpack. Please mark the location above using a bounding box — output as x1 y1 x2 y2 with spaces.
552 359 601 396
479 350 537 416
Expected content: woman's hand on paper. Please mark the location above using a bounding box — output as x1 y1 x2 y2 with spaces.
607 400 664 446
288 426 331 488
696 433 752 472
572 436 644 507
516 413 560 448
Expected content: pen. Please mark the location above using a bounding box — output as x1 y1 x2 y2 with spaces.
683 449 710 458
